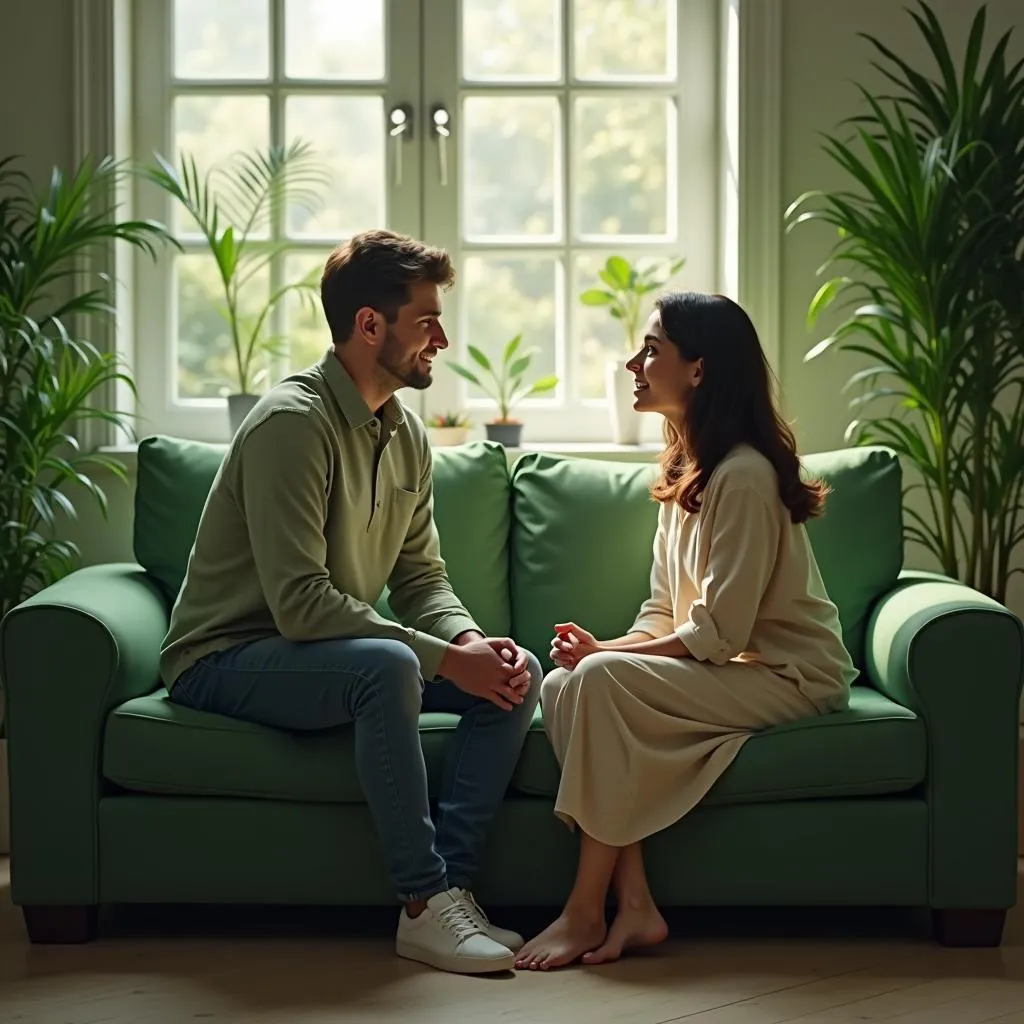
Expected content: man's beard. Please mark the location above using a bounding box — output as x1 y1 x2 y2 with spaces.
377 327 433 391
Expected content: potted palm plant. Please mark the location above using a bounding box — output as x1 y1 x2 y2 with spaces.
0 154 173 624
786 0 1023 603
446 334 558 447
142 140 331 433
580 254 685 444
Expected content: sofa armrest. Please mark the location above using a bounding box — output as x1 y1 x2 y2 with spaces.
864 577 1024 910
0 564 169 907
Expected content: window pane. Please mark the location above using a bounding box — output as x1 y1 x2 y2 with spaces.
173 0 270 80
463 97 561 242
285 96 385 238
284 0 385 80
460 257 560 404
462 0 561 82
573 0 674 81
284 252 330 372
173 95 271 237
175 253 269 399
574 255 635 400
573 97 673 239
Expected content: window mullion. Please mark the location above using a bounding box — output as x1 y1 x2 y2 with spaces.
419 0 460 424
562 0 575 405
268 0 286 386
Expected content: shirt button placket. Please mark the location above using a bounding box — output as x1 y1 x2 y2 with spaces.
368 419 384 531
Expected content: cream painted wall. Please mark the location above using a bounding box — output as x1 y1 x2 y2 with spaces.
0 0 75 185
2 0 1022 622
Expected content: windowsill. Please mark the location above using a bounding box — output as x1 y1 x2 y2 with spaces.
99 439 663 473
497 442 662 463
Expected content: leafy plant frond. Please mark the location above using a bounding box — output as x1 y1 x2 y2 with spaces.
142 140 331 394
446 333 558 420
578 254 686 353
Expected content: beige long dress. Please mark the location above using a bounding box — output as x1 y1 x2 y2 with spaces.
540 444 858 847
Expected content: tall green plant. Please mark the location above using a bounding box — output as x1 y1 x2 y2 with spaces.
142 140 330 395
786 1 1024 603
0 155 173 620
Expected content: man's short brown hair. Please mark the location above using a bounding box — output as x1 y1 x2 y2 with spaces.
320 229 455 343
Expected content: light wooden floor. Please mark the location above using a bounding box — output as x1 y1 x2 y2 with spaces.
2 860 1023 1023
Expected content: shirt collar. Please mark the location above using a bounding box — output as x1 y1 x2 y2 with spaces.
318 348 406 430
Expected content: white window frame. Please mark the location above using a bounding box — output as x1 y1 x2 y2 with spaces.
420 0 722 444
129 0 424 443
77 0 781 450
419 0 724 444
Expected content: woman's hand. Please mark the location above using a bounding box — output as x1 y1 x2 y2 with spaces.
549 621 603 671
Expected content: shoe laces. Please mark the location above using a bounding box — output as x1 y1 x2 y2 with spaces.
461 889 491 927
436 896 487 944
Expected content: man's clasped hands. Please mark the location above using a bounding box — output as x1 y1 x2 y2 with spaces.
434 622 603 711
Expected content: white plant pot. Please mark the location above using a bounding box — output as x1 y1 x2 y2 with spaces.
605 359 641 445
428 426 469 447
227 393 260 434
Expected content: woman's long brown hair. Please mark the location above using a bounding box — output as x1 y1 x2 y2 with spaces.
650 292 828 524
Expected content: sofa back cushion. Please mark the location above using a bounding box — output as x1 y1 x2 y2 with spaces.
134 436 226 605
508 446 902 670
133 435 513 635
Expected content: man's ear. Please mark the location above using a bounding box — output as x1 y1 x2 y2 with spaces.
354 306 380 345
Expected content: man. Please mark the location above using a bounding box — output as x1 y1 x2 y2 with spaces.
161 229 543 975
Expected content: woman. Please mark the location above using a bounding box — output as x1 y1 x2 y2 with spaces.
515 292 857 971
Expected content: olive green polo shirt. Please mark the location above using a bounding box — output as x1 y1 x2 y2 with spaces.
159 348 480 690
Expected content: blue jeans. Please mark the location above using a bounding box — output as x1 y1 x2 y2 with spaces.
169 636 542 903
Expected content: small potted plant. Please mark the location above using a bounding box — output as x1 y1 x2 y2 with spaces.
580 254 685 444
426 411 471 447
446 335 557 447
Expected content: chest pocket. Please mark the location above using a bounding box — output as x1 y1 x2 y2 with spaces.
376 484 419 534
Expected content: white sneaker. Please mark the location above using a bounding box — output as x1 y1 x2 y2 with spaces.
396 888 515 974
457 888 525 952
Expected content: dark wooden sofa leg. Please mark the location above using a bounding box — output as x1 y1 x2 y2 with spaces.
22 905 98 944
933 908 1006 947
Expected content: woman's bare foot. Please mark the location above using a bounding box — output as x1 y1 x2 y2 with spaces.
515 911 607 971
581 898 668 965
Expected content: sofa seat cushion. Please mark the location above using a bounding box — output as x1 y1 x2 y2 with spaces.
106 687 924 808
104 691 474 803
514 686 925 804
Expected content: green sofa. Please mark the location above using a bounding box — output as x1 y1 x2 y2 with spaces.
2 437 1022 947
